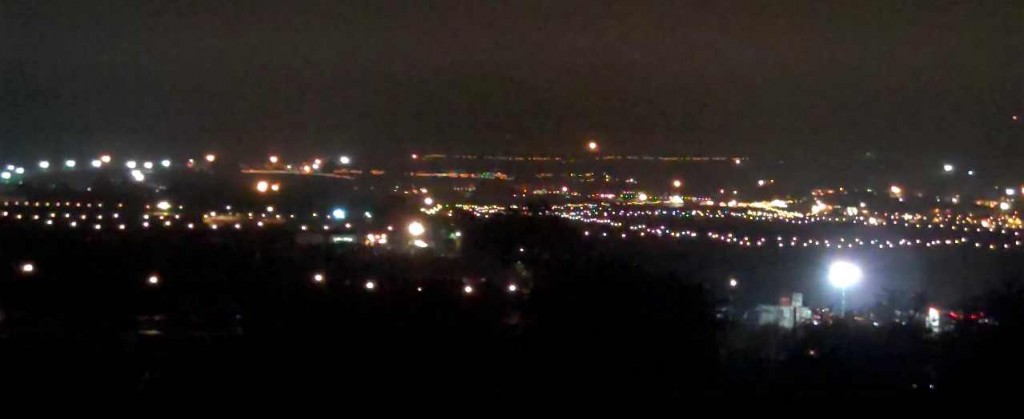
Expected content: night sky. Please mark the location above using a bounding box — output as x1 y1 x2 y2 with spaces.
2 1 1022 163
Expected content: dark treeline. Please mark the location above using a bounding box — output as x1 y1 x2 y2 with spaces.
1 215 1023 408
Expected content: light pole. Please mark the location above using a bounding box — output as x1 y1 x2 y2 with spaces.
828 261 862 318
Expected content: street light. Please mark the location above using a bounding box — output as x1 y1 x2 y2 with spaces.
828 261 862 317
587 141 598 152
408 221 425 237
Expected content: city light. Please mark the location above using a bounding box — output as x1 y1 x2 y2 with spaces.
339 156 351 165
587 141 598 152
65 159 76 168
828 261 862 289
365 280 376 290
729 278 738 288
271 183 280 192
269 155 279 164
408 221 425 236
20 262 35 274
890 185 902 195
829 261 862 317
999 202 1011 211
1006 188 1016 196
413 239 429 248
126 160 137 169
508 283 518 292
256 181 269 193
131 170 145 182
156 201 172 211
38 161 50 169
672 179 682 188
943 163 954 173
147 274 160 286
463 285 474 294
332 208 346 219
161 159 171 168
143 161 154 169
313 273 324 283
0 172 10 180
100 155 112 163
637 192 648 202
205 154 216 162
91 159 102 168
14 167 24 174
423 197 434 206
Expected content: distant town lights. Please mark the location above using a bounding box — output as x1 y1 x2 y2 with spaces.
331 208 346 219
1006 188 1016 196
131 170 145 182
828 261 862 290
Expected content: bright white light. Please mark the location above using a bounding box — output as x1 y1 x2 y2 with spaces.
100 155 112 163
38 161 50 169
508 284 518 292
0 172 10 180
148 275 160 285
463 285 474 294
332 208 346 219
408 221 425 236
669 195 684 204
757 179 765 187
313 273 324 283
205 154 216 162
1006 188 1016 196
423 197 434 206
126 160 137 169
339 156 351 165
672 179 682 188
729 278 738 288
65 160 76 168
161 159 171 168
828 261 863 289
364 280 376 290
91 159 102 168
131 170 145 182
637 192 648 202
412 239 429 248
890 185 902 195
270 183 280 192
1000 202 1011 211
143 161 154 169
943 163 954 173
364 211 372 219
256 181 269 193
14 167 24 174
269 155 279 164
156 201 171 211
587 141 598 151
20 262 34 274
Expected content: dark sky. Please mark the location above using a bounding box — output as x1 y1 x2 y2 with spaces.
2 0 1022 162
